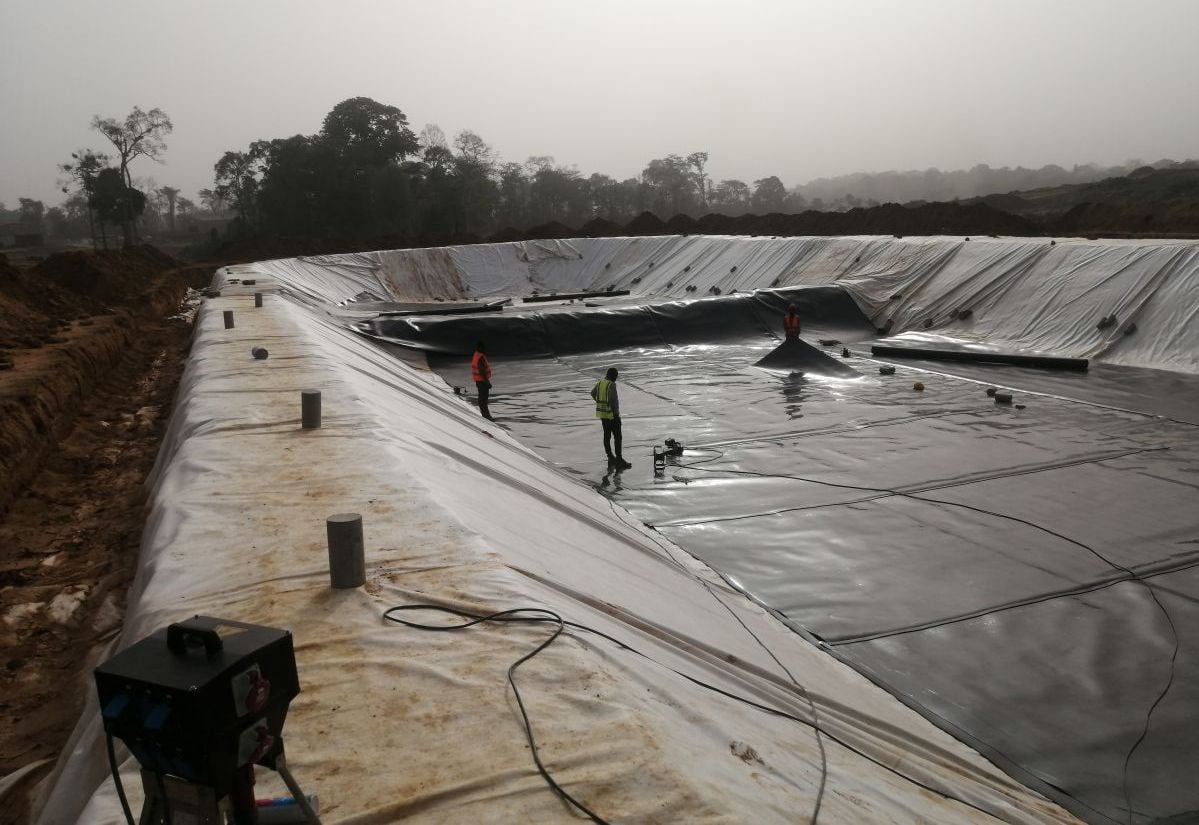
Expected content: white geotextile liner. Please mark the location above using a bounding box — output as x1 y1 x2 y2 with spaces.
34 283 1075 823
243 235 1199 373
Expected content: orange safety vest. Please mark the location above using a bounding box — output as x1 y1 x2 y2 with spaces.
784 313 801 337
471 351 491 382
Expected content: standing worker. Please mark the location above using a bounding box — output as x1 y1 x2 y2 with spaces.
472 341 494 420
591 367 631 469
783 303 802 339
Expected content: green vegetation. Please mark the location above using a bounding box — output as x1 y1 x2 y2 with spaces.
4 96 1198 253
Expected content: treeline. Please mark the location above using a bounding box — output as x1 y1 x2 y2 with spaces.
212 96 1199 247
9 95 1199 252
2 186 204 248
209 96 811 246
3 107 195 250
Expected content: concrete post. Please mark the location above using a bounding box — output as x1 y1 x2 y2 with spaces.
301 390 321 429
254 293 263 308
326 513 365 588
223 310 235 329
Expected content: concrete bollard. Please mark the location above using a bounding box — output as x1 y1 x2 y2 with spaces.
223 310 235 329
255 292 263 308
326 513 365 588
301 390 322 429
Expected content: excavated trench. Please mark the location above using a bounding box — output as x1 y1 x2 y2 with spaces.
0 253 209 822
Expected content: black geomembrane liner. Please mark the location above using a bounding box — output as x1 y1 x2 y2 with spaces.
362 284 1199 824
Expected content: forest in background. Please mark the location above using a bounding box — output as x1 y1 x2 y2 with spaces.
5 96 1198 254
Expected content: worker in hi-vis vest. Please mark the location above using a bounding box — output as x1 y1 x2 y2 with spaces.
783 303 802 339
472 341 493 420
591 367 631 469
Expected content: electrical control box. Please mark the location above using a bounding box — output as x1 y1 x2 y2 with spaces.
94 616 300 797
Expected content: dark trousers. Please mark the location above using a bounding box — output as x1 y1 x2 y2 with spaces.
476 381 492 419
601 417 622 459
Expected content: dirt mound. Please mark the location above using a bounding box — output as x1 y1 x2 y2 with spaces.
1047 201 1199 237
0 253 20 282
626 211 667 235
578 217 624 237
613 201 1036 239
664 213 699 234
1 246 188 359
33 245 180 303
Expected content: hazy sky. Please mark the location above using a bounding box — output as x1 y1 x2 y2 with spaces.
3 0 1198 207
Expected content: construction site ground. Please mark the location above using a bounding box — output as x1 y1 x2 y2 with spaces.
0 247 211 823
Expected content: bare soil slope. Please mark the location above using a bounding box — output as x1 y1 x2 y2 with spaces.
0 248 211 823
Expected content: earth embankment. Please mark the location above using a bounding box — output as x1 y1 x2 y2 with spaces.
0 247 210 823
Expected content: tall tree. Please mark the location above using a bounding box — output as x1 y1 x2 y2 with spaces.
495 162 532 229
752 176 787 212
197 188 225 213
322 97 419 167
18 198 45 228
213 150 262 224
91 168 146 247
158 186 180 230
453 130 498 237
91 106 173 245
58 148 110 247
686 152 710 208
642 155 700 217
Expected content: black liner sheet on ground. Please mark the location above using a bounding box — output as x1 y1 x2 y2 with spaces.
364 286 1199 825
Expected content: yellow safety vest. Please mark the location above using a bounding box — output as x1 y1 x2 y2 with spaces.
594 379 614 420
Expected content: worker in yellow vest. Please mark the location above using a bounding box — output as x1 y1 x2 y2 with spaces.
471 341 493 420
591 367 631 469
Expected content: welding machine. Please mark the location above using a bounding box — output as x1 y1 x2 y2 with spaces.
94 615 319 825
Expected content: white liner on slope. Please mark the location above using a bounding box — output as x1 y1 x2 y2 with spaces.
35 275 1075 823
249 235 1199 373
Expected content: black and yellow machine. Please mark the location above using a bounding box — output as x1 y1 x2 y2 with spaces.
94 616 320 825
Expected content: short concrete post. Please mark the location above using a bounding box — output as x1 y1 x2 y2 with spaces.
223 310 235 329
301 390 322 429
254 293 263 308
326 513 365 588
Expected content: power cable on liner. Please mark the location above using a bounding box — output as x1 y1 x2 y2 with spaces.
383 602 1018 825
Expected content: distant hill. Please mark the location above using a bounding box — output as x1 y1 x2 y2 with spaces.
968 167 1199 236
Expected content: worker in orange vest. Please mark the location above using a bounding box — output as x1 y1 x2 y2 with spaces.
783 303 802 339
471 341 493 420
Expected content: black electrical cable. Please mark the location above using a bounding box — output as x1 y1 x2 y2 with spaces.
384 602 1019 823
156 772 174 825
383 605 611 825
105 733 136 825
671 448 1181 824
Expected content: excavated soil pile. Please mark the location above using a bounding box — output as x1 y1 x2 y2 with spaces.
664 213 699 234
33 246 179 303
490 201 1036 244
521 220 576 240
625 210 667 234
577 217 624 237
1049 201 1199 236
